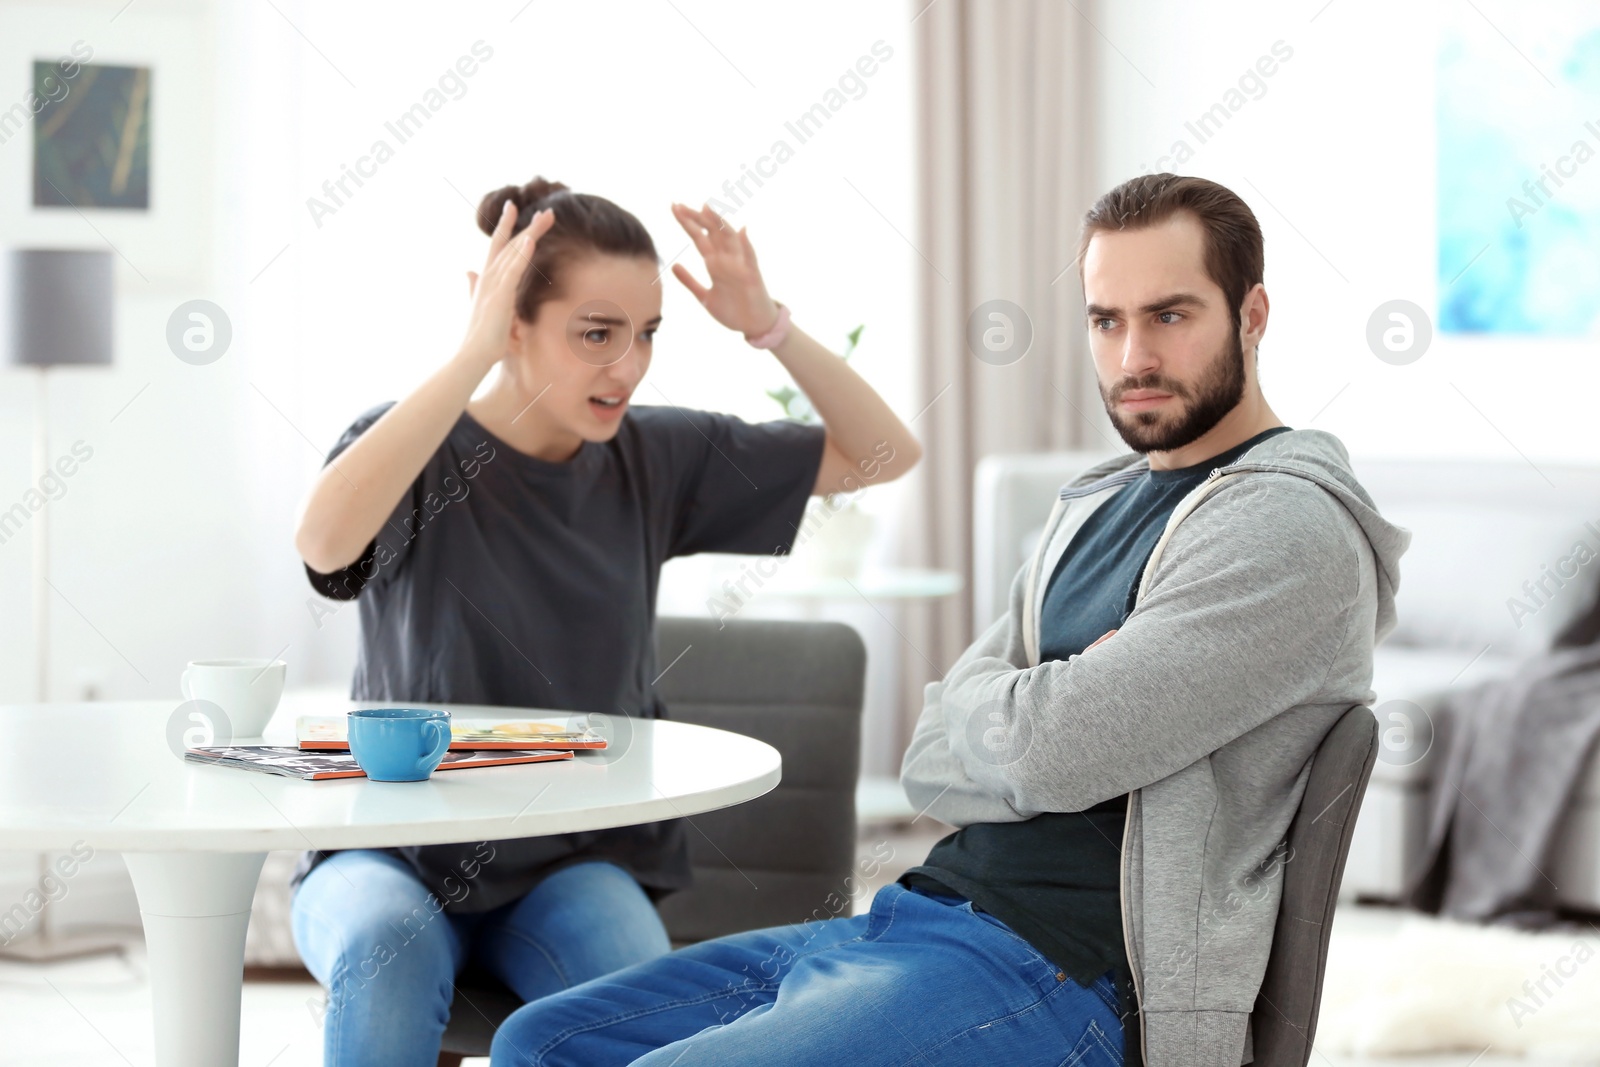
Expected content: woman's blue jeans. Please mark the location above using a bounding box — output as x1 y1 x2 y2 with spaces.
291 849 672 1067
488 881 1127 1067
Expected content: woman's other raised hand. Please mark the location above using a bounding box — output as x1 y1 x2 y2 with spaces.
669 201 782 340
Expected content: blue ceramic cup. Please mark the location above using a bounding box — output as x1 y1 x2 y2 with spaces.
347 708 452 782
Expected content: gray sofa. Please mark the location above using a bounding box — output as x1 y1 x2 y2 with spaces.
974 450 1600 913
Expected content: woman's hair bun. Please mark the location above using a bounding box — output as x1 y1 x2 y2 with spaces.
475 176 571 236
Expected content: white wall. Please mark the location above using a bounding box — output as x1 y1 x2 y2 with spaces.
231 0 919 753
1089 0 1595 464
0 0 247 708
0 0 917 709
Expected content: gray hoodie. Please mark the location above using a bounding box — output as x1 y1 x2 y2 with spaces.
901 428 1410 1066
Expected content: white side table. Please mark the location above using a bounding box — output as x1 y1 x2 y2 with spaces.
754 567 963 825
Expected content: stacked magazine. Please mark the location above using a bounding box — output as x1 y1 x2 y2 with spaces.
294 715 607 751
183 713 608 781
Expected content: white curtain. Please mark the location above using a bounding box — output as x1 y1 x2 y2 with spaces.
896 0 1108 748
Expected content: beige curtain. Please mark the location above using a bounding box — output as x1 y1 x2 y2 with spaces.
895 0 1105 748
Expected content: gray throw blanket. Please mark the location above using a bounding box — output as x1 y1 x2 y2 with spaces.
1403 641 1600 926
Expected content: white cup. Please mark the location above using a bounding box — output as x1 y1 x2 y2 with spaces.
179 659 287 739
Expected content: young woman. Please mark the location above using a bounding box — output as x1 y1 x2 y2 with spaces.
288 176 921 1066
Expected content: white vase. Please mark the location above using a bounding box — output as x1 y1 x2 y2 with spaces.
795 497 876 580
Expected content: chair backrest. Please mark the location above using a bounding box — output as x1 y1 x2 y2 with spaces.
650 616 866 944
1249 704 1379 1065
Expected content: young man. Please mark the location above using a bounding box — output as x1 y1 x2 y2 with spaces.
487 174 1410 1067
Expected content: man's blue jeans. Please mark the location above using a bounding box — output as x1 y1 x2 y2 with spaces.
489 881 1127 1067
291 849 672 1067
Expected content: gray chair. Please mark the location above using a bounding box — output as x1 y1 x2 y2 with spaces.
437 616 867 1066
1249 704 1379 1065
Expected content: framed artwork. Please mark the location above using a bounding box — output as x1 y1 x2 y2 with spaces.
1438 3 1600 336
0 5 208 291
32 61 151 210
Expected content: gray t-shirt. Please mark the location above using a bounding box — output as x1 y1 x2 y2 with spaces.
293 401 826 912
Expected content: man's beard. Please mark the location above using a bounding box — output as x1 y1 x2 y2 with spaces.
1099 330 1246 454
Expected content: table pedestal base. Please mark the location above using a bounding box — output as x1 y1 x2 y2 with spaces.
122 851 266 1067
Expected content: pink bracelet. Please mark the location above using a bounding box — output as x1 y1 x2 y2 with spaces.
745 303 791 349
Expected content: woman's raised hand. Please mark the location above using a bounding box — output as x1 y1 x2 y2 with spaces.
670 202 781 339
460 202 556 369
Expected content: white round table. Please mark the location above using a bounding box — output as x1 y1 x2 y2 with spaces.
0 700 782 1067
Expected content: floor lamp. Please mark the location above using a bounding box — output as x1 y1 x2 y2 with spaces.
0 247 120 962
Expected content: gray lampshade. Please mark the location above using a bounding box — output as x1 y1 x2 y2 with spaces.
1 248 114 367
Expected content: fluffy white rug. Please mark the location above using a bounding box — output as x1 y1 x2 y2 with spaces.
1317 910 1600 1062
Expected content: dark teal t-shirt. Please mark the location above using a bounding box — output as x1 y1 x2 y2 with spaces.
902 425 1293 1053
293 401 826 912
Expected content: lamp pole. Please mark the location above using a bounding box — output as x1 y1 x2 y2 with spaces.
0 247 124 963
34 365 49 704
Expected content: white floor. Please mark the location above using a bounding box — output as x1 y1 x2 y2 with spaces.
0 825 1576 1067
0 945 330 1067
0 942 1542 1067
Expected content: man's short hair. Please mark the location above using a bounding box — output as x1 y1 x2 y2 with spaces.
1077 173 1265 334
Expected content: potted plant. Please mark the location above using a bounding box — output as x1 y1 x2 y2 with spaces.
768 325 877 580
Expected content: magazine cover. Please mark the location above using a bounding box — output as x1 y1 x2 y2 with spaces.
186 745 575 780
295 714 608 751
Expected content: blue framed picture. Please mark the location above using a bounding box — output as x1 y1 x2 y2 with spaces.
1438 8 1600 335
